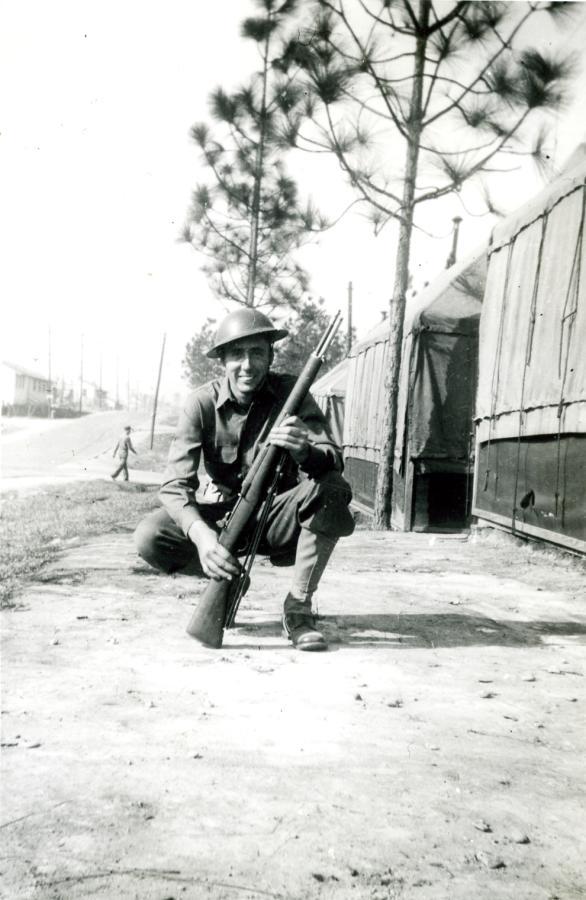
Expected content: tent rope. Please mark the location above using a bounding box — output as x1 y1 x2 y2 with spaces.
511 214 549 531
483 239 515 492
554 182 586 519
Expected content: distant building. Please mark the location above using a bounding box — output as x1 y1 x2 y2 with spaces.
1 361 52 416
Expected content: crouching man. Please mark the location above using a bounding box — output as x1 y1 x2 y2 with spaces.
134 309 355 651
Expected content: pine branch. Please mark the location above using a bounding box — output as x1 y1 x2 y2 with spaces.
367 50 417 65
428 1 470 35
421 10 476 119
218 272 247 307
401 0 421 33
199 208 252 262
223 258 249 303
423 4 535 126
353 170 403 205
356 0 400 31
414 108 531 205
325 3 411 138
206 158 252 215
352 0 415 36
420 135 502 157
325 105 407 224
340 87 405 124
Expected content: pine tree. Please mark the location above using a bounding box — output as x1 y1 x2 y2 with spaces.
281 0 579 526
182 318 224 388
274 296 348 374
182 0 327 313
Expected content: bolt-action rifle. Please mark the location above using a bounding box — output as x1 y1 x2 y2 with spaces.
186 311 342 648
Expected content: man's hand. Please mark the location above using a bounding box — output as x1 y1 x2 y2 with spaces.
269 415 310 464
187 521 241 581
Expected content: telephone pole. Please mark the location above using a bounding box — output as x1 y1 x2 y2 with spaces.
47 326 52 417
150 333 167 449
79 334 84 415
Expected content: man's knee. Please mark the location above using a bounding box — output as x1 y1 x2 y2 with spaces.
316 469 352 498
303 470 355 537
134 512 162 566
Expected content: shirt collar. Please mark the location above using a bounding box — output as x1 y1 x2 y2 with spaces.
215 372 278 411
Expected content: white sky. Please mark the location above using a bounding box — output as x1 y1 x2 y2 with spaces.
1 0 586 402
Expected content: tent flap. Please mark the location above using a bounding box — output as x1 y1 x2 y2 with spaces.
409 331 478 459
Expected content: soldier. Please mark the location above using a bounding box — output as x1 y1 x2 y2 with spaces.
111 425 137 481
134 309 355 651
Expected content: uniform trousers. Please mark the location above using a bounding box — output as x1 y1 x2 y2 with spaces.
112 456 129 481
134 470 355 600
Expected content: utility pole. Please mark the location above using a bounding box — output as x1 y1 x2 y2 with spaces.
79 334 84 416
150 333 167 449
115 357 120 409
347 281 353 355
99 354 103 409
47 326 52 417
127 370 131 412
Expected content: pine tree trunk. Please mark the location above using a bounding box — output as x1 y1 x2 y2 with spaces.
246 18 272 307
372 0 430 529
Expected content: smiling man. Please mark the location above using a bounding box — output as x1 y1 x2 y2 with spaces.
134 309 355 651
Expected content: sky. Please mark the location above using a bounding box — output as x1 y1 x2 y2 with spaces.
1 0 586 404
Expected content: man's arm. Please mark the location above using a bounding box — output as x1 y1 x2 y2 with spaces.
112 440 119 458
128 438 137 455
159 391 240 581
270 391 342 475
159 394 205 535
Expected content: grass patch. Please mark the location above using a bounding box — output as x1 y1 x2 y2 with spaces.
131 432 174 472
0 480 161 607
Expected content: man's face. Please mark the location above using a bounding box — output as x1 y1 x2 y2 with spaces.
223 336 271 404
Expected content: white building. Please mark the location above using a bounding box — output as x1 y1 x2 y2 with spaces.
1 361 52 415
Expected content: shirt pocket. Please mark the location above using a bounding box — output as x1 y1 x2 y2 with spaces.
217 440 238 464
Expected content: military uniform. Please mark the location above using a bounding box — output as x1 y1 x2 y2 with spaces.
111 432 135 481
135 372 355 579
134 308 354 651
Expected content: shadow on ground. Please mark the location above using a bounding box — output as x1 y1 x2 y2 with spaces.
231 612 586 649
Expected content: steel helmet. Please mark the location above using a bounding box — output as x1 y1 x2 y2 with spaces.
206 309 288 359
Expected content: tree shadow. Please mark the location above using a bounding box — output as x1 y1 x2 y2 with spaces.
231 612 586 649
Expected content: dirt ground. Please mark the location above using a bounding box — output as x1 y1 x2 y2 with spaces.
1 524 585 900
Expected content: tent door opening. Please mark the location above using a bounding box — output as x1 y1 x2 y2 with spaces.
411 463 472 532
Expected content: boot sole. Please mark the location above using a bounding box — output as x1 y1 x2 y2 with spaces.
282 628 328 652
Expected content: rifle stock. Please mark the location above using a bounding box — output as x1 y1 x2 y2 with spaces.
186 565 251 646
186 577 230 648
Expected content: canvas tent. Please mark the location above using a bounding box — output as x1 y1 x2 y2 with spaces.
311 358 348 447
473 151 586 554
344 249 486 530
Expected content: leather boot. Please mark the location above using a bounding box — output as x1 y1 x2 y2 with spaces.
282 594 327 652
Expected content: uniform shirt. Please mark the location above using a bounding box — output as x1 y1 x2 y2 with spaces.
160 372 342 536
113 434 135 458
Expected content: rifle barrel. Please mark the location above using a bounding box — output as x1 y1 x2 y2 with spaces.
316 310 342 358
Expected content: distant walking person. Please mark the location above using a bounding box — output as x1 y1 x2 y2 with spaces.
111 426 137 481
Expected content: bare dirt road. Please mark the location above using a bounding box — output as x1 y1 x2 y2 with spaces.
1 527 585 900
1 412 162 491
